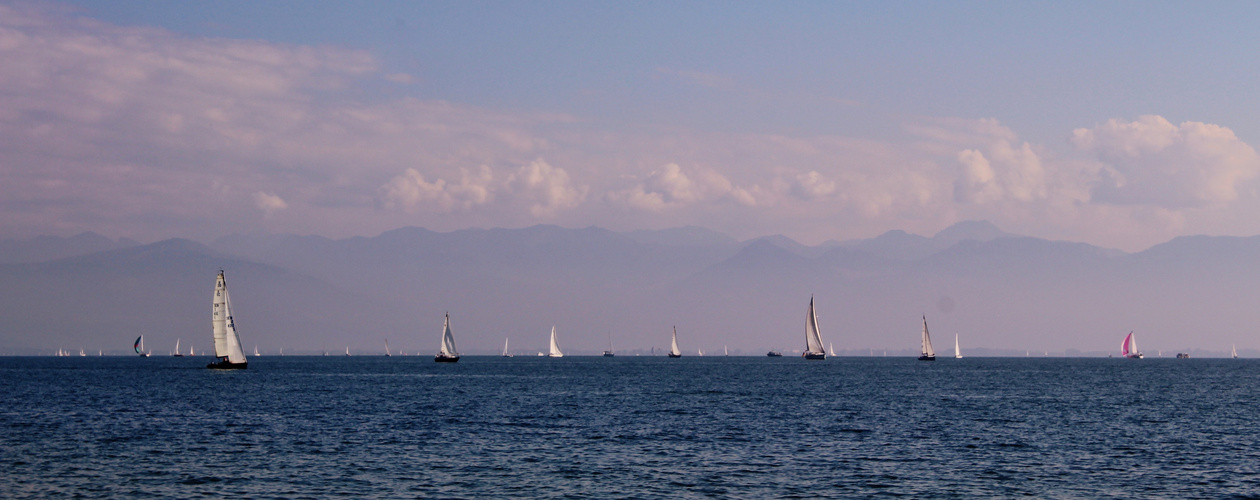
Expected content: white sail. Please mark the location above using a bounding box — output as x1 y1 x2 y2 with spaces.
173 338 180 355
439 313 459 357
805 297 826 356
220 276 248 364
954 334 962 359
385 339 392 356
921 315 935 358
253 345 260 356
725 345 729 356
503 338 512 357
1233 344 1238 359
548 326 563 357
212 273 229 357
669 326 681 356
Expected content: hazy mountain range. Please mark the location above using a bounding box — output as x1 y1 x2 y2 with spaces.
2 221 1258 357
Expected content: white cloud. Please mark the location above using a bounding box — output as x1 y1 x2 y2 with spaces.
609 163 760 211
1072 115 1260 208
252 191 288 215
507 159 587 217
379 166 496 213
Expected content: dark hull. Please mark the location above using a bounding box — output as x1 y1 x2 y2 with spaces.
172 354 184 357
918 355 935 361
207 359 247 369
603 352 614 357
435 355 460 363
667 353 682 358
766 351 782 357
803 352 826 360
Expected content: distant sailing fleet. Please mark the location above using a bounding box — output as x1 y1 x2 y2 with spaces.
54 270 1238 365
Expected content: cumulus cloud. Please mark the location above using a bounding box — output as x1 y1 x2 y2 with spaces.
252 191 287 214
609 163 760 211
1072 115 1260 208
506 159 587 217
379 166 496 213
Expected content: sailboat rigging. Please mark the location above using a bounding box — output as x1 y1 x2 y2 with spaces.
918 315 936 361
207 271 248 369
667 326 682 358
435 313 460 362
135 336 150 357
803 296 826 360
547 326 563 358
604 333 614 357
385 339 392 357
172 338 183 357
954 334 962 359
1232 344 1238 359
502 338 513 357
1120 331 1143 359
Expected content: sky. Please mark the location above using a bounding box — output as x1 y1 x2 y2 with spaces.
3 1 1260 251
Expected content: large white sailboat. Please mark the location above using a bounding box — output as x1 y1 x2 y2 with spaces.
208 271 248 369
547 326 563 358
803 296 826 360
954 334 962 359
667 326 682 358
172 338 183 357
435 313 460 362
918 315 936 361
1121 331 1143 359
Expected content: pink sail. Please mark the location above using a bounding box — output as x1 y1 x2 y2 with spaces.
1121 332 1132 357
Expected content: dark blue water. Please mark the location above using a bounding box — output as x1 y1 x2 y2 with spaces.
3 356 1259 498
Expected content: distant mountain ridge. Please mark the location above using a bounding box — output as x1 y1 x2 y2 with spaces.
3 221 1259 356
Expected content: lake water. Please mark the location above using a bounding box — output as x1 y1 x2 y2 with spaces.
2 356 1258 498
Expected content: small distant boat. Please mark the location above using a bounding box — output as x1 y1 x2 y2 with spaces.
98 349 102 356
502 337 513 357
667 326 682 358
803 297 826 360
603 333 614 357
954 334 962 359
79 348 85 357
189 345 194 356
207 271 248 369
918 315 936 361
172 338 184 357
766 350 782 357
547 326 564 358
253 345 260 357
828 343 835 357
384 339 392 357
725 345 729 356
1176 352 1190 359
698 348 704 356
1232 344 1238 359
1120 331 1143 359
345 346 351 356
135 336 150 358
435 313 460 362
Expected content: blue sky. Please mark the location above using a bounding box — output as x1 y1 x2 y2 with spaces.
4 1 1260 250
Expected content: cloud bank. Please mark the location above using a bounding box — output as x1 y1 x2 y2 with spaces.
3 5 1260 251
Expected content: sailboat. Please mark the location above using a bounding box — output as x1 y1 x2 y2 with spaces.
547 326 563 358
435 313 460 362
803 297 826 360
384 339 392 357
954 334 962 359
725 345 729 356
172 338 184 357
828 343 835 357
135 336 150 357
79 348 85 357
698 348 704 356
1232 344 1238 359
1120 331 1143 359
918 315 936 361
603 333 614 357
345 347 351 356
208 271 248 369
189 345 194 356
667 326 682 358
502 338 513 357
253 345 261 357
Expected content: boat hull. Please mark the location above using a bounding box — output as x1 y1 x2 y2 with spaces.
603 352 614 357
803 352 826 360
918 355 936 361
667 353 682 358
766 351 782 357
206 359 247 369
434 355 460 363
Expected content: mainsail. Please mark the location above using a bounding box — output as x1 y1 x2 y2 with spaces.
804 297 826 358
211 271 248 365
669 326 681 357
134 336 143 354
1121 331 1142 358
921 315 935 358
548 326 563 357
954 334 962 359
439 313 459 357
